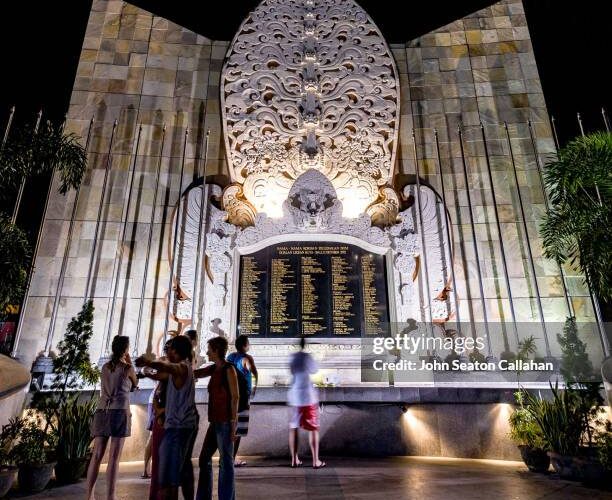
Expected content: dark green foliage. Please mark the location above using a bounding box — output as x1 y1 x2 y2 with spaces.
540 132 612 301
51 299 99 394
524 384 585 456
31 300 99 465
521 317 604 456
54 398 97 462
513 335 537 383
0 120 86 195
557 317 595 385
0 120 87 328
0 418 21 467
597 422 612 471
509 391 546 449
9 413 55 466
0 215 31 318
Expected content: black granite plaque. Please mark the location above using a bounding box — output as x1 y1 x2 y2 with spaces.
237 242 389 337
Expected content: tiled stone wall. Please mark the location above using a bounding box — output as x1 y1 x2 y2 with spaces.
392 0 600 360
17 0 604 369
18 0 229 366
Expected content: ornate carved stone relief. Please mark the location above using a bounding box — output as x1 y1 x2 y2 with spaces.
171 178 453 347
221 0 399 219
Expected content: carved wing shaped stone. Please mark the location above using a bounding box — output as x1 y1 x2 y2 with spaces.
403 185 453 322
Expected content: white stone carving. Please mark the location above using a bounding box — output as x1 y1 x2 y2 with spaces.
403 185 452 322
234 170 389 249
389 210 420 322
171 178 453 343
173 184 237 336
221 0 399 218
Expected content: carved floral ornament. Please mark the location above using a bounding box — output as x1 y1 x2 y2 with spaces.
221 0 399 222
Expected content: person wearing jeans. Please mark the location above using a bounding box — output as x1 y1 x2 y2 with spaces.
136 335 199 500
194 336 239 500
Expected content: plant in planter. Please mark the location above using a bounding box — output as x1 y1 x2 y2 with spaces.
10 413 56 494
576 421 612 488
0 418 20 497
509 391 549 472
524 384 584 479
523 319 606 481
31 300 99 484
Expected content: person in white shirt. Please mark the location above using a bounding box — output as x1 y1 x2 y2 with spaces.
287 336 325 469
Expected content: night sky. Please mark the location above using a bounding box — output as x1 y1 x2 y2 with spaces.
0 0 610 240
2 1 610 138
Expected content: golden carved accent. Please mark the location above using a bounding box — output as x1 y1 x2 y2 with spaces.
222 183 257 228
366 186 400 228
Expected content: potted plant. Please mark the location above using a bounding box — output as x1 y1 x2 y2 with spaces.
524 384 584 479
509 391 549 472
574 422 612 488
11 413 56 494
53 397 98 484
0 418 20 497
31 300 99 484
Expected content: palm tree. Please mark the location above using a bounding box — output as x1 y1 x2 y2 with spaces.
540 132 612 302
0 119 87 328
0 120 86 195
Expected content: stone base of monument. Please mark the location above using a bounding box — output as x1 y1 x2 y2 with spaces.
113 387 522 462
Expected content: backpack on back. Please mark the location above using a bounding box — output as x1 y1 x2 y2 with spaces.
222 363 250 413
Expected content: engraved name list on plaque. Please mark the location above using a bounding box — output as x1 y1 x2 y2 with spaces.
237 242 389 337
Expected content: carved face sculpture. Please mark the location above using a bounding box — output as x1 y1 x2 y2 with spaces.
221 0 399 219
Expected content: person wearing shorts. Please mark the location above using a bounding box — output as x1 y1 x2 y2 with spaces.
87 335 138 500
287 336 325 469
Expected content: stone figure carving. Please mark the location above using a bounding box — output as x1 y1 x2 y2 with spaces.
172 184 236 331
286 169 339 230
402 185 452 322
221 0 399 219
209 318 226 338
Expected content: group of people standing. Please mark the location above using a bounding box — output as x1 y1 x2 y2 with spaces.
85 331 324 500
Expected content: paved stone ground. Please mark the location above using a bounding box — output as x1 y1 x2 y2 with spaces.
7 457 612 499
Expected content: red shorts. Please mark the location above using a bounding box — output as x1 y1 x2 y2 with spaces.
290 404 319 431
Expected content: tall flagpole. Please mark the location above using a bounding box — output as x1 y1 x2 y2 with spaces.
85 119 118 300
163 128 189 343
11 109 42 224
480 122 520 350
191 129 210 329
504 122 551 357
457 124 492 356
411 129 434 336
42 117 96 356
135 124 166 355
433 129 461 330
102 123 143 358
1 105 15 149
13 117 95 359
527 119 574 318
